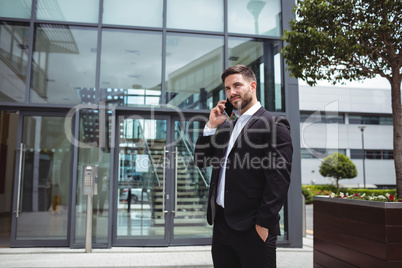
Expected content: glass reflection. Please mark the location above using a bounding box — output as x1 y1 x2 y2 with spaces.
16 116 71 240
30 25 97 105
74 110 112 245
36 0 99 23
0 22 29 102
228 38 284 112
165 34 223 110
167 0 223 32
173 120 212 240
100 30 162 107
103 0 163 28
0 0 31 19
228 0 281 36
117 117 167 241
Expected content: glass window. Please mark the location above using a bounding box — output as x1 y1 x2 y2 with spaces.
300 112 323 124
301 148 315 159
301 148 346 159
363 116 379 125
350 149 364 159
383 150 394 160
366 150 382 159
30 25 98 105
228 38 284 112
100 30 162 107
0 21 30 102
36 0 99 23
228 0 281 36
167 0 224 32
165 33 223 110
349 114 392 125
0 0 31 19
301 112 344 124
103 0 163 28
349 115 363 125
328 149 346 155
74 110 112 246
379 116 393 125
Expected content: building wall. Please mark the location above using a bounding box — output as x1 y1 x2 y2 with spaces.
0 0 302 248
299 84 396 187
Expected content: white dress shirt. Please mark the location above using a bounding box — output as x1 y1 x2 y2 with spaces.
203 101 262 207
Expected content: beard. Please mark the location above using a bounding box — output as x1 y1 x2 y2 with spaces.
231 86 254 111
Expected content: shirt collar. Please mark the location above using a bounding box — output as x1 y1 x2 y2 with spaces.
235 101 262 118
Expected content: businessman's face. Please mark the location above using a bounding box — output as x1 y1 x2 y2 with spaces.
224 73 257 112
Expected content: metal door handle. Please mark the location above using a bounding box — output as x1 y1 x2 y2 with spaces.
15 143 24 218
172 147 178 217
162 146 168 215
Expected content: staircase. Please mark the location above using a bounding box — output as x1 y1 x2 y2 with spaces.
144 140 209 226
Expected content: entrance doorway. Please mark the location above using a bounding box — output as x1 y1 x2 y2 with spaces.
113 113 212 246
10 112 72 246
2 109 212 248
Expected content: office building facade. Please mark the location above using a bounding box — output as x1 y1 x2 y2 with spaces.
0 0 302 248
300 83 395 188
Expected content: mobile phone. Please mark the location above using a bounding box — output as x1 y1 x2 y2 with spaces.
223 98 234 117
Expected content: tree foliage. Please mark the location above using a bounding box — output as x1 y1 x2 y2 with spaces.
282 0 402 197
282 0 402 86
319 153 357 191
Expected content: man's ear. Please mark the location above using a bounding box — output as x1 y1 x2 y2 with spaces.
250 81 257 92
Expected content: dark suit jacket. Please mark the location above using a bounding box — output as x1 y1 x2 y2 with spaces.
194 107 293 235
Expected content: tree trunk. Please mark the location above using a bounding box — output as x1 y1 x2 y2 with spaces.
336 178 340 192
391 69 402 198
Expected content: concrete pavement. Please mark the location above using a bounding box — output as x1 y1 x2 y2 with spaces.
0 235 313 268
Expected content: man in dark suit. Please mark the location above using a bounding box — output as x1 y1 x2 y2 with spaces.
194 65 293 268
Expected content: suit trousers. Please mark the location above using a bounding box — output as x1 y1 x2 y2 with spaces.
211 206 277 268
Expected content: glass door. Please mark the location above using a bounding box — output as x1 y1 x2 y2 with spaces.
113 113 213 246
11 113 72 246
170 118 212 245
113 114 171 246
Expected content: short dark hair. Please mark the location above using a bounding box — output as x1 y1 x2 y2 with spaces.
221 65 256 83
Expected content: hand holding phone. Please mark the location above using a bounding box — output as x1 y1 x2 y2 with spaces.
206 99 234 129
223 98 234 118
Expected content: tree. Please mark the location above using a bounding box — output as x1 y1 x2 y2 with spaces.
319 153 357 191
282 0 402 197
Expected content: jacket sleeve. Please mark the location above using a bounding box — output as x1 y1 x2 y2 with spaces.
256 116 293 231
194 134 215 168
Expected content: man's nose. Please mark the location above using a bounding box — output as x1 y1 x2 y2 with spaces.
226 88 237 97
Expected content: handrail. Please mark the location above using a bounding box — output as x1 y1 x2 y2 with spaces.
15 143 24 218
177 123 209 187
137 123 161 186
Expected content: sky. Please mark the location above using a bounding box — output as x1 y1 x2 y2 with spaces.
299 74 391 90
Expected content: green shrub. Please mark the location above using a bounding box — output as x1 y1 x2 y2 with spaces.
339 188 397 197
302 185 335 198
302 186 313 204
319 153 357 191
301 185 398 204
309 184 338 193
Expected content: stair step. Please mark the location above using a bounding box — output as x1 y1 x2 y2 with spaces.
154 218 207 225
154 197 202 202
155 211 206 217
154 204 204 209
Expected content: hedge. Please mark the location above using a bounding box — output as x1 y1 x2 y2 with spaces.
301 185 397 204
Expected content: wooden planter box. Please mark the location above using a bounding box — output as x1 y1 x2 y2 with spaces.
314 196 402 268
